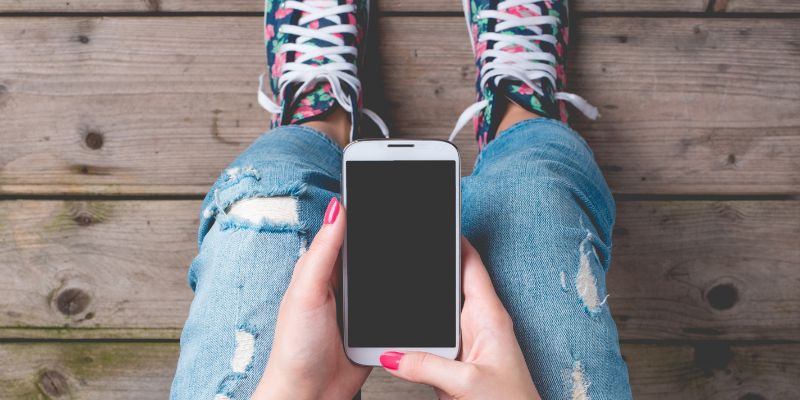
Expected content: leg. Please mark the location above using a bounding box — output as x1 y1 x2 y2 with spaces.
170 126 343 399
462 117 631 399
173 0 384 395
457 0 629 396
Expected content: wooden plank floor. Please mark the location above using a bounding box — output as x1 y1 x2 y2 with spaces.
0 1 798 399
2 17 798 194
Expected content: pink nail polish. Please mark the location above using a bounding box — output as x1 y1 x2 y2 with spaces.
324 197 339 224
380 351 404 370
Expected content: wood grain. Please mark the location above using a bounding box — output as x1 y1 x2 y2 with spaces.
1 200 797 340
379 0 711 12
0 0 260 12
2 0 797 13
1 342 797 399
0 6 796 399
384 17 800 193
0 200 196 337
723 0 800 12
0 342 179 399
609 201 800 340
1 17 797 195
0 0 712 13
0 341 434 399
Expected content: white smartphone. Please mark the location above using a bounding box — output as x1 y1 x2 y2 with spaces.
341 139 461 366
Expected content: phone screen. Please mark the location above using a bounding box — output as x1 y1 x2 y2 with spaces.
346 160 457 347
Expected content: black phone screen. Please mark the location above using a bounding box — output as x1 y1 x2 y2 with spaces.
345 160 457 347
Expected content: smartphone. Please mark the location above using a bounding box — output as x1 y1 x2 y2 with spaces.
342 139 461 366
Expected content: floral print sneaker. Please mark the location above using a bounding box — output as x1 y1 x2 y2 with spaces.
258 0 388 141
449 0 598 149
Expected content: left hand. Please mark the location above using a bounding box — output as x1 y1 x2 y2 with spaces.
251 197 369 400
377 238 540 400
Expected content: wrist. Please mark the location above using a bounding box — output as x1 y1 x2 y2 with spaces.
251 368 319 400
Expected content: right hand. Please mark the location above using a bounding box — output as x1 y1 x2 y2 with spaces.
379 238 541 399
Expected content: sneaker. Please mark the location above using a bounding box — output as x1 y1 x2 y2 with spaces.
258 0 388 141
450 0 598 149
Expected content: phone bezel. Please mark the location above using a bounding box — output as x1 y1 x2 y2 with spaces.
341 139 461 366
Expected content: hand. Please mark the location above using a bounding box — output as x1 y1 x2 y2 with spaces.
251 197 369 400
379 238 541 400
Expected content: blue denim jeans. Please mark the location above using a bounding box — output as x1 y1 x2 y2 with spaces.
171 119 632 399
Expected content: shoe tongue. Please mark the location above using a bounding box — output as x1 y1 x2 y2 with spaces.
295 5 358 67
285 5 358 125
500 4 545 34
285 81 338 125
488 4 561 119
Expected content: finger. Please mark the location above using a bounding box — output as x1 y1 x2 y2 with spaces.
380 351 474 396
461 237 503 306
289 197 345 297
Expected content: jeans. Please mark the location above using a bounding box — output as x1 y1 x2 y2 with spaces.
171 119 632 399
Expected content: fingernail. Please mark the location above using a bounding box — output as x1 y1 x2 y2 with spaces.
380 351 404 370
323 197 340 225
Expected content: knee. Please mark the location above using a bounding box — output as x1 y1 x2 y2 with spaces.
227 197 300 227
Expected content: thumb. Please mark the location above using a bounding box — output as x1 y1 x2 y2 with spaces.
288 196 344 299
380 351 474 396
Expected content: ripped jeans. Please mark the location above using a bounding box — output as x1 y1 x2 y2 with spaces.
170 119 632 400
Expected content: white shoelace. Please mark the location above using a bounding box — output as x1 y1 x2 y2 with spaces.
449 0 599 142
258 0 389 140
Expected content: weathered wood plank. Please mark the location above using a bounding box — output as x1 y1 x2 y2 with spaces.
0 201 197 335
609 201 800 340
363 369 435 400
0 341 433 399
0 0 712 13
3 0 798 13
386 17 800 194
624 343 800 400
380 0 711 12
723 0 800 12
1 342 797 399
0 342 178 399
1 200 797 340
0 17 265 196
1 17 797 195
0 0 258 12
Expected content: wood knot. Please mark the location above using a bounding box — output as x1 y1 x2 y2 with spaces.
39 369 68 397
0 83 7 109
55 288 91 316
77 35 90 44
147 0 161 11
706 283 738 310
73 212 94 226
459 65 470 80
84 131 104 150
69 164 112 176
65 202 110 227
